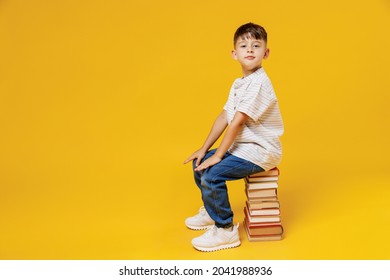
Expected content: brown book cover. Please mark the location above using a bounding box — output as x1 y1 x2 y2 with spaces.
244 220 283 242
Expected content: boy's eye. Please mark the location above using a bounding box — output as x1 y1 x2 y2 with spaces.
253 44 260 48
240 45 246 48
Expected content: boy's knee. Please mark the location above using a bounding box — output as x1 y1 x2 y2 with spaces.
200 177 211 190
200 171 219 190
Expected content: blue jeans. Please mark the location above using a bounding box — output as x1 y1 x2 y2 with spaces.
193 149 264 228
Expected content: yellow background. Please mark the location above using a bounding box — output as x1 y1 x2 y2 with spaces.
0 0 389 259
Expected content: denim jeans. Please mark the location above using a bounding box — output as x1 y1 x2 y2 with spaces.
193 149 264 228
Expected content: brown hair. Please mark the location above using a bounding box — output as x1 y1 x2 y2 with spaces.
233 22 267 46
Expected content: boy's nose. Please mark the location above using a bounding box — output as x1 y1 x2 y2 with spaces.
247 47 254 53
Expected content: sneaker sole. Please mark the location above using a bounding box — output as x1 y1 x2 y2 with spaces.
186 224 214 231
192 240 241 252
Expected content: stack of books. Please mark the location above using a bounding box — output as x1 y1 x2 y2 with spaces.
243 167 284 241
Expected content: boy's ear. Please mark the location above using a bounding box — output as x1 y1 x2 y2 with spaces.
264 48 270 59
231 50 238 60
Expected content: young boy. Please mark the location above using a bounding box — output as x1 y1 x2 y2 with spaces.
183 23 284 252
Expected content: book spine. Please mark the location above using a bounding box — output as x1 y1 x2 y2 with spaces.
244 167 283 242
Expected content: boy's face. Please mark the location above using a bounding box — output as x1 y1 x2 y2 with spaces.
232 35 269 76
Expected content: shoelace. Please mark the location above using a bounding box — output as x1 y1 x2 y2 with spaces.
203 224 238 237
203 226 218 238
198 206 207 216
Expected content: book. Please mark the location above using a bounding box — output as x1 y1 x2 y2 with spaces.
244 220 283 241
245 188 277 199
244 207 281 223
243 166 283 242
246 234 283 242
248 167 280 178
244 217 284 236
245 176 279 183
247 196 279 202
245 180 278 190
247 199 280 209
246 201 280 216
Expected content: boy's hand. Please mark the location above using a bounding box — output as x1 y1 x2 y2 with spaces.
183 149 206 167
194 155 221 172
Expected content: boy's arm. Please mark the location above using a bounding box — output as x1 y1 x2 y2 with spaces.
194 111 249 171
183 110 228 167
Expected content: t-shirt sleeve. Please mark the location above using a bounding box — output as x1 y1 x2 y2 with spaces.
223 101 228 111
223 83 235 111
236 80 275 121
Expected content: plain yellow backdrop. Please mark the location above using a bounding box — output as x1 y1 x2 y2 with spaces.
0 0 389 259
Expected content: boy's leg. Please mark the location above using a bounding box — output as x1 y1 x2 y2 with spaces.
199 153 264 228
184 149 218 230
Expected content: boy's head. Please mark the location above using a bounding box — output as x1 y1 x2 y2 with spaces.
233 22 267 47
232 23 270 76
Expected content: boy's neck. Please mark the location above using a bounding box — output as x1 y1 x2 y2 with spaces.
241 65 262 78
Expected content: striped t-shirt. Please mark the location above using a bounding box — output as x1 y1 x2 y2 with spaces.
223 67 284 170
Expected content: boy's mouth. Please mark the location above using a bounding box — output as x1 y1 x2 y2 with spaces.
245 56 256 60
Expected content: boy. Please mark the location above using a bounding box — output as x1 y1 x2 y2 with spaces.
183 23 284 252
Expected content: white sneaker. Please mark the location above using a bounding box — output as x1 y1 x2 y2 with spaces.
191 224 241 252
185 206 215 230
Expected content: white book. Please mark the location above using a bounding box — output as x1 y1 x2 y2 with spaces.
245 181 278 190
244 207 281 223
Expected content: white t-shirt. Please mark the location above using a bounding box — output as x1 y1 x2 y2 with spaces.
223 67 284 170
